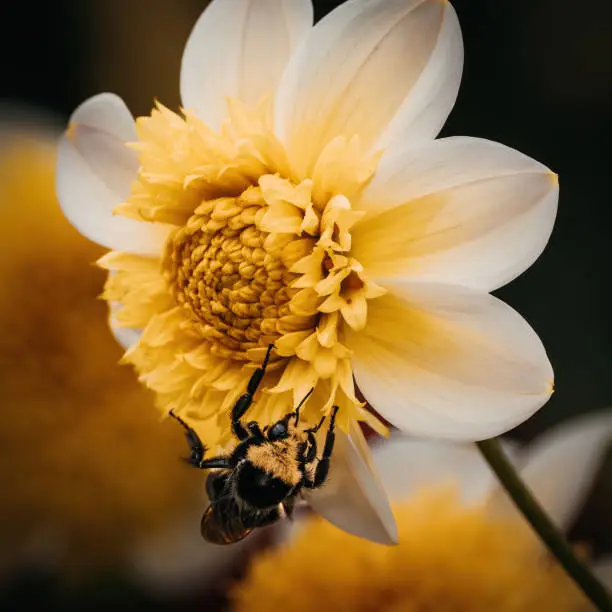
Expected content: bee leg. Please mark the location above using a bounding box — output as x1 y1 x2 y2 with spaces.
169 411 233 470
292 387 314 426
169 410 207 466
303 431 317 463
196 456 233 470
305 414 326 435
304 406 339 489
231 344 274 440
246 421 265 440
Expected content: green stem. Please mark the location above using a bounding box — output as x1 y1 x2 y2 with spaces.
476 438 612 611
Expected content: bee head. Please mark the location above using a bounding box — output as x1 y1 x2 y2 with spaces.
267 419 290 441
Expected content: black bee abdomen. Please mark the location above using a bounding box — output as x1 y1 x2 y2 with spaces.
236 463 292 509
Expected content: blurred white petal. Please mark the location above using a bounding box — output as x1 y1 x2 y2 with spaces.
592 557 612 597
56 93 172 255
486 410 612 532
371 434 499 504
181 0 312 130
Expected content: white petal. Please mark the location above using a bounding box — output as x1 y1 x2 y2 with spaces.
347 281 553 440
180 0 313 130
485 410 612 532
56 93 172 256
275 0 462 178
110 324 142 352
303 419 398 545
371 434 498 505
592 557 612 596
353 137 559 292
374 1 462 151
108 300 142 350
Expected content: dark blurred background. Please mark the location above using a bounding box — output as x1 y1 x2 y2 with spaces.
1 0 611 610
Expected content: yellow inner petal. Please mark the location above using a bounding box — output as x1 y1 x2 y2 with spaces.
107 99 388 449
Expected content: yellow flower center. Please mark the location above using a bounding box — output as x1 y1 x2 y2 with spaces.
232 487 591 612
103 100 388 448
163 188 314 360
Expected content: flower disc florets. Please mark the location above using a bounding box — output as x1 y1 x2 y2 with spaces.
163 189 313 361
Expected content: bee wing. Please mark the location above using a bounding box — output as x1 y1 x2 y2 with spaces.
201 498 252 545
302 419 398 545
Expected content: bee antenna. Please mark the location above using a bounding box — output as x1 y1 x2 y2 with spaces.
294 387 314 426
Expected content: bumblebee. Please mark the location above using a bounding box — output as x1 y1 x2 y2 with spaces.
170 344 338 545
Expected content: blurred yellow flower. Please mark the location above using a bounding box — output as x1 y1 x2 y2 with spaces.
0 133 227 584
233 488 588 612
234 412 612 611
